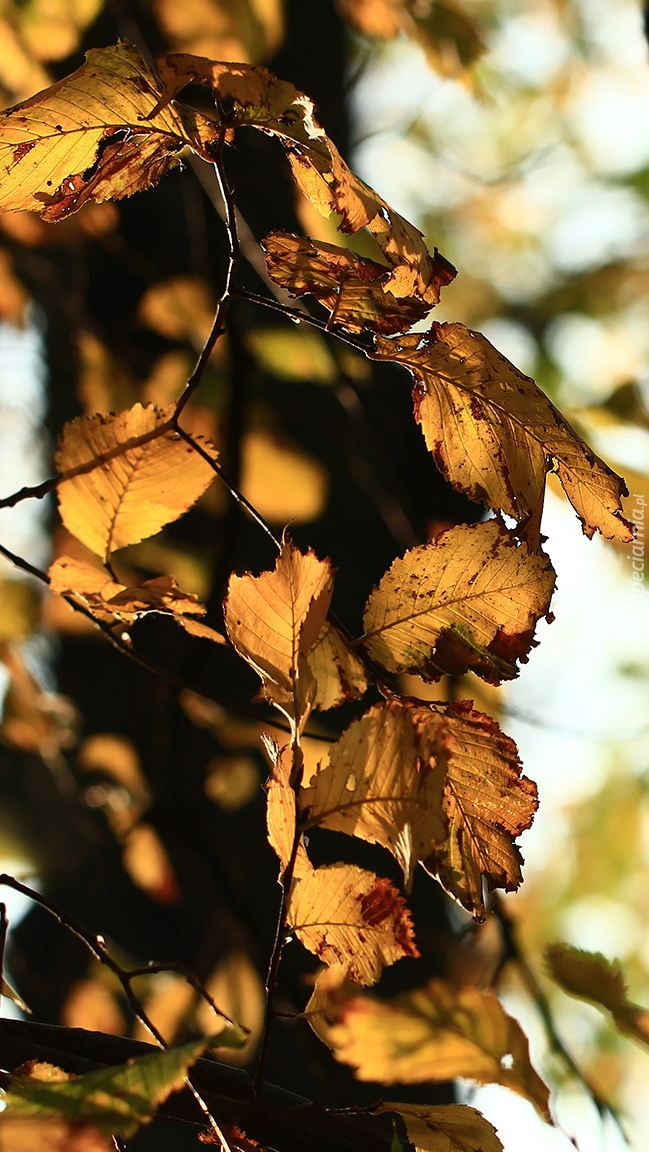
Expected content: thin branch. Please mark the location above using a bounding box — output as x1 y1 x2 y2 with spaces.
231 285 373 357
175 119 241 420
0 903 7 1002
171 422 282 551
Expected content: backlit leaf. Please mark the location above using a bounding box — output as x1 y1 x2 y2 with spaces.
377 1103 503 1152
55 403 218 560
328 978 550 1117
153 53 455 308
372 322 632 541
264 737 314 879
546 944 649 1048
245 326 337 385
263 232 432 335
300 698 536 917
4 1033 244 1139
241 428 328 525
300 699 446 887
419 700 537 919
361 519 556 685
287 862 419 985
307 622 369 710
0 41 193 220
21 0 104 65
224 540 333 727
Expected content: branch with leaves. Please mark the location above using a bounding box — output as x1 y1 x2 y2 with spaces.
0 33 638 1152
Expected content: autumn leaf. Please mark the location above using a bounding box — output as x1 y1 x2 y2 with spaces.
264 736 314 880
546 944 649 1048
300 699 446 887
301 698 536 918
0 41 194 221
328 978 550 1117
21 0 105 66
263 232 432 335
372 322 632 541
418 700 537 919
55 403 218 561
287 862 419 985
307 621 369 710
3 1033 245 1139
360 519 556 684
152 53 455 309
224 540 333 728
377 1103 503 1152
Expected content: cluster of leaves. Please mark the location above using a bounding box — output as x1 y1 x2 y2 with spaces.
0 20 641 1152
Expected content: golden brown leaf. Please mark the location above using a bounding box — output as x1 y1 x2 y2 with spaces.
0 41 194 220
300 699 446 887
55 403 217 560
152 0 284 63
153 53 455 309
196 950 265 1066
122 823 180 905
263 232 432 336
138 275 216 347
301 698 536 917
224 540 333 727
377 1103 503 1152
62 979 126 1036
546 944 649 1048
328 978 550 1117
372 322 632 541
0 247 31 325
307 622 369 711
361 519 556 685
288 862 419 985
417 700 537 919
264 737 313 880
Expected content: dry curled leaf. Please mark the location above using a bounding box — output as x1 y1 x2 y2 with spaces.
546 944 649 1048
55 403 218 560
0 41 194 220
224 540 333 729
361 519 556 685
418 700 537 919
372 322 632 541
153 52 455 309
377 1102 503 1152
307 621 369 710
328 978 550 1118
263 232 434 336
288 862 419 985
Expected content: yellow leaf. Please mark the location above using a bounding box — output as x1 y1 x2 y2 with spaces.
196 950 265 1066
378 1103 503 1152
0 41 193 220
245 326 337 385
55 403 217 560
152 0 284 63
20 0 104 64
307 621 369 711
224 540 333 728
62 979 126 1036
263 232 436 336
122 823 179 905
300 699 446 887
372 322 632 541
0 1116 111 1152
287 862 419 985
361 520 556 685
546 944 649 1048
328 978 550 1118
205 755 260 811
138 275 216 347
241 428 328 525
153 53 455 309
418 700 537 919
264 736 314 879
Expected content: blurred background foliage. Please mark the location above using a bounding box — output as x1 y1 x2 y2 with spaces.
0 0 648 1149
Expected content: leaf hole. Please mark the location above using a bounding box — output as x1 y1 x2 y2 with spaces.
500 1052 514 1069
